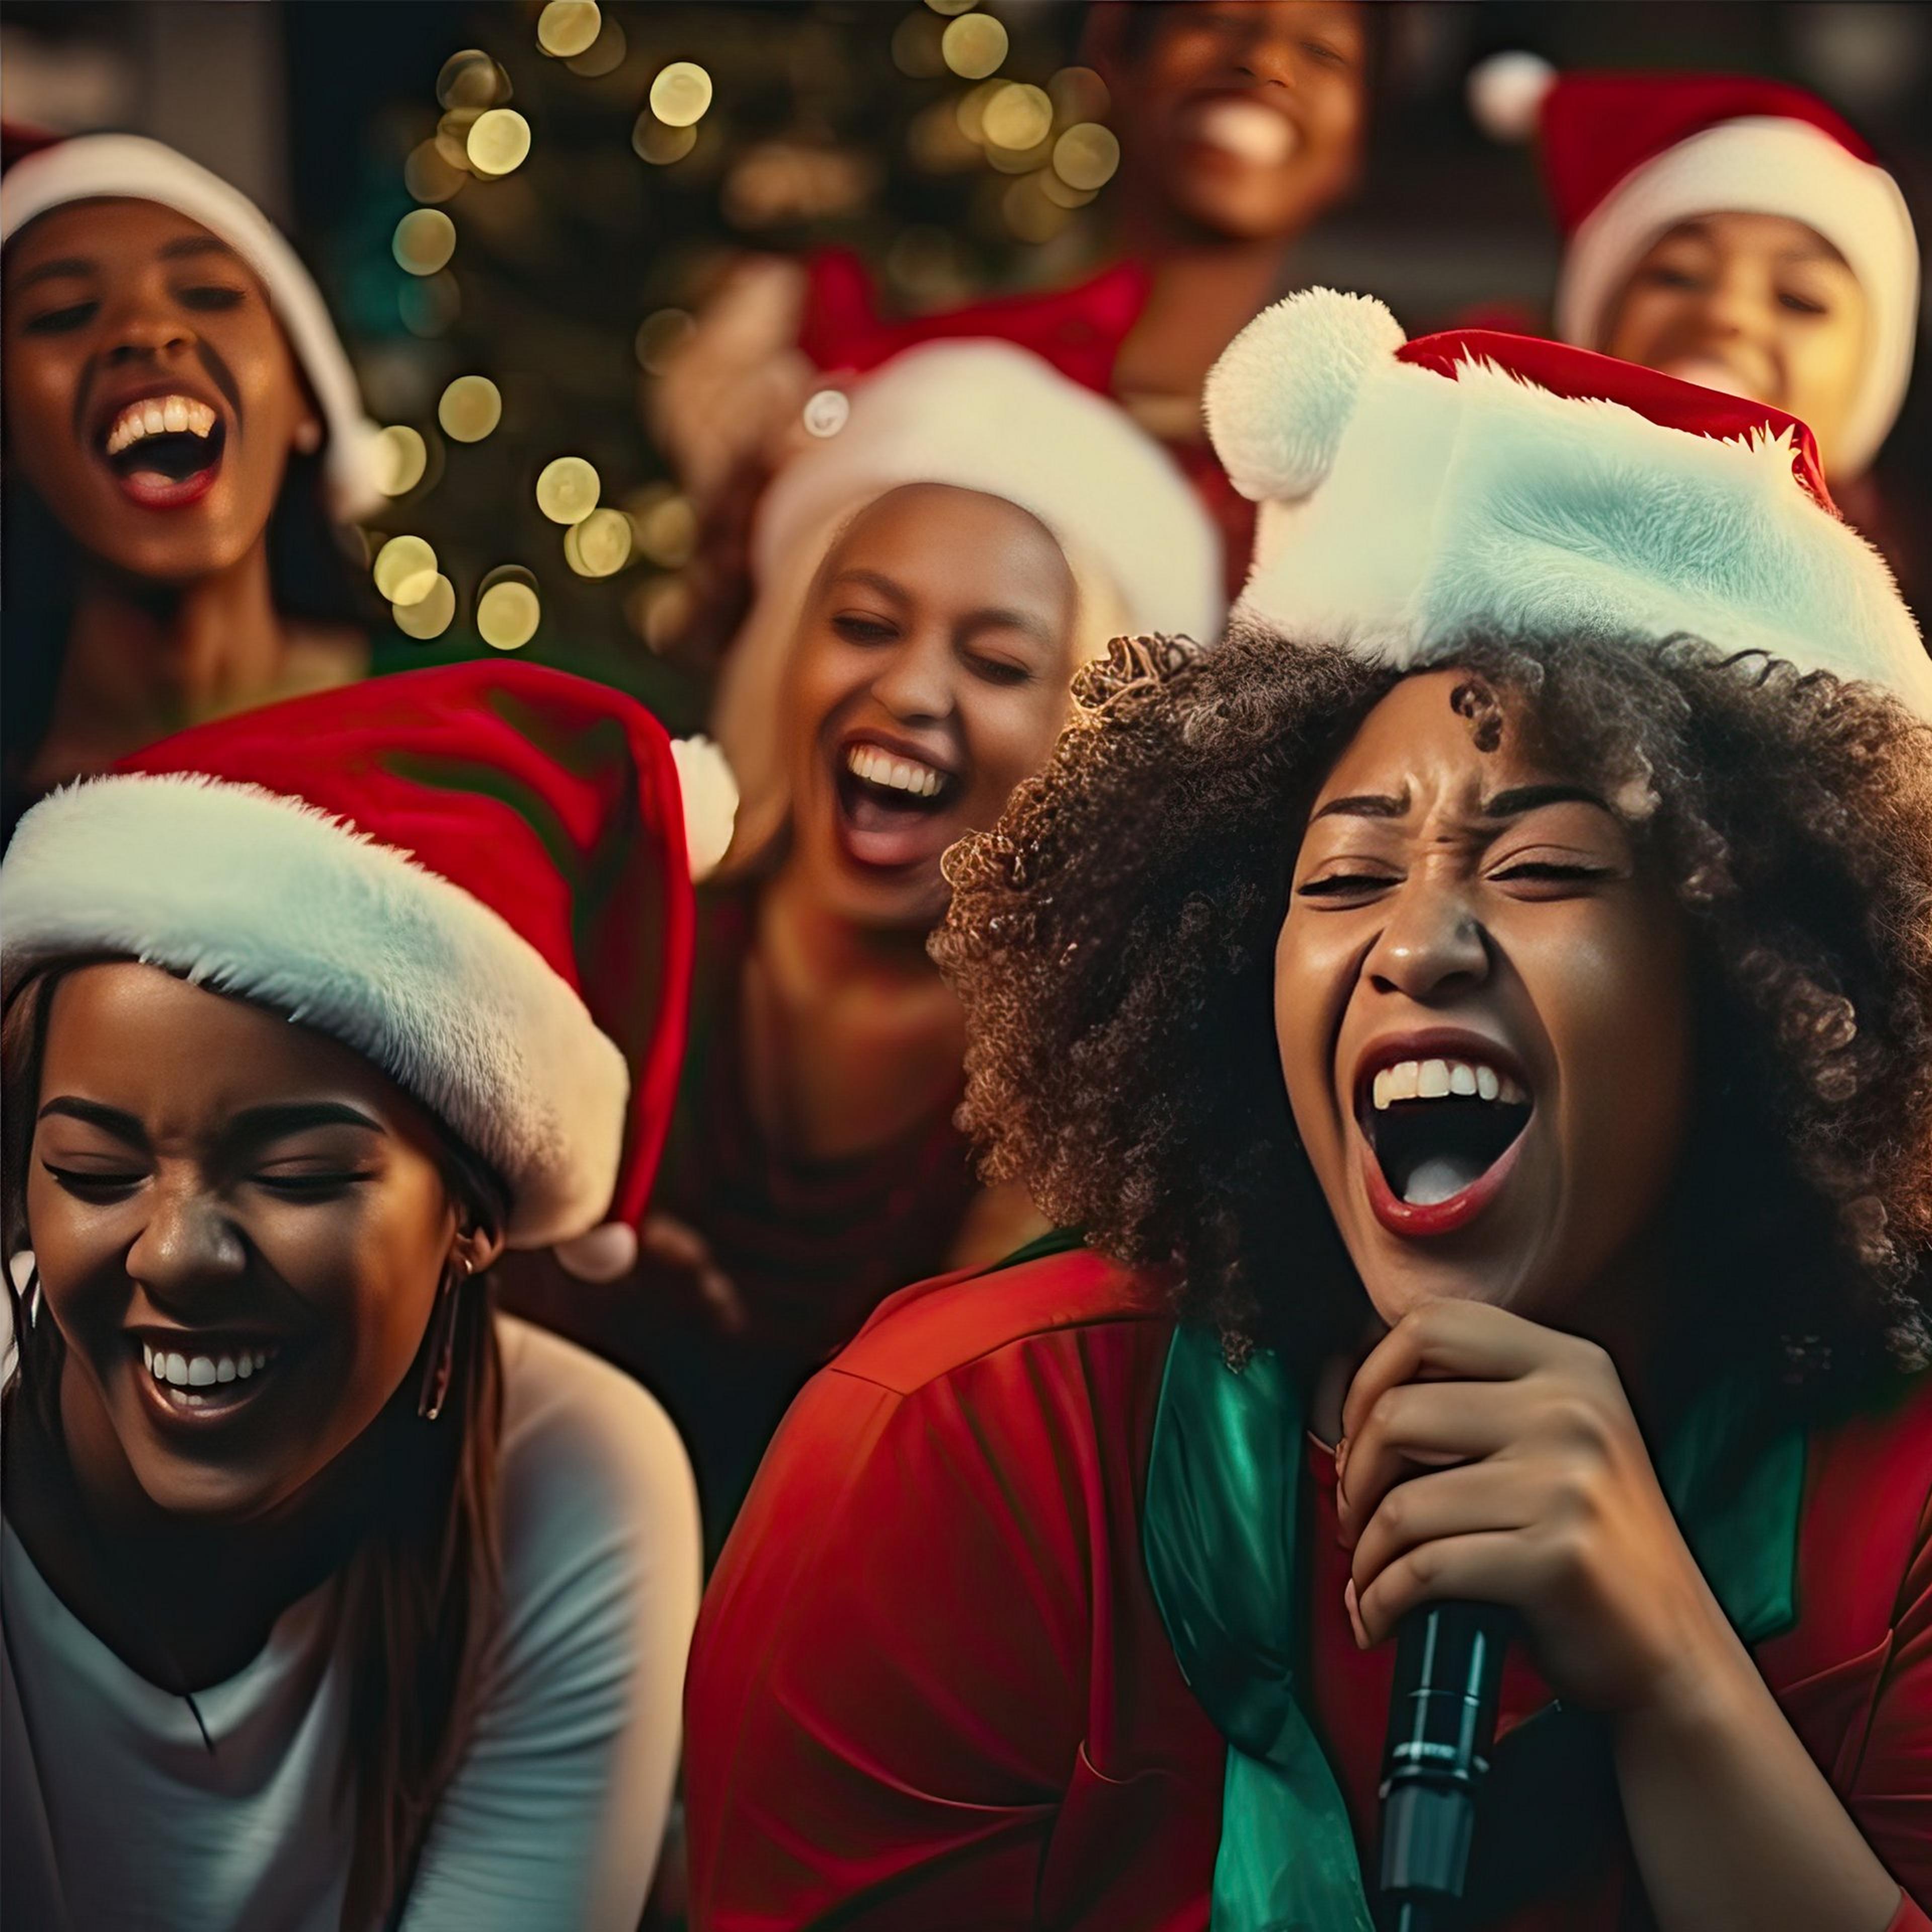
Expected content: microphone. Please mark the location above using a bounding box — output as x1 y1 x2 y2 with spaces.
1376 1600 1511 1932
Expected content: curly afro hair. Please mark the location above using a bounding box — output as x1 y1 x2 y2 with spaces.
932 622 1932 1389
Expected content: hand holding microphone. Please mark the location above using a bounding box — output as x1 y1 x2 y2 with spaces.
1334 1302 1747 1921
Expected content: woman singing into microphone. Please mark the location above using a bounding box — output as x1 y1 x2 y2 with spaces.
683 294 1932 1930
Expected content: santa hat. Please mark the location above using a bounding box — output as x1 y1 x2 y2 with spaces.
2 133 386 519
715 337 1226 861
1204 288 1932 719
1469 60 1919 477
0 662 741 1281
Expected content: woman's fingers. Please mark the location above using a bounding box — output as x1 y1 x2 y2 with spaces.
1337 1376 1529 1540
1352 1530 1548 1646
1348 1460 1544 1599
1342 1300 1562 1446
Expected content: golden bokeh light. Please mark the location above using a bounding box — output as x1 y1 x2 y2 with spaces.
436 49 506 110
982 83 1053 152
1040 169 1098 209
633 115 698 165
536 456 601 525
392 209 456 275
478 579 541 651
1049 66 1110 126
632 489 698 567
434 111 478 173
536 0 601 58
941 13 1007 79
438 374 503 442
953 79 1004 144
634 308 695 372
909 99 979 172
1003 174 1072 245
565 508 633 578
376 425 428 497
986 136 1053 175
567 17 627 77
650 61 713 128
1053 121 1121 191
393 573 456 639
891 10 945 78
399 271 461 338
404 141 465 205
373 534 439 606
924 0 978 15
467 108 531 177
627 575 694 653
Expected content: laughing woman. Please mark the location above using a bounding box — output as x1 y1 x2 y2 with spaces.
1 663 709 1930
510 339 1222 1551
0 135 385 828
684 296 1932 1929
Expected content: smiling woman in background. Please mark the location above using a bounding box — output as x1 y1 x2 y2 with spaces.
0 134 385 832
683 294 1932 1930
0 663 710 1931
511 339 1221 1555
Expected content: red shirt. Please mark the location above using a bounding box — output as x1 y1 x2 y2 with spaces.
686 1249 1932 1930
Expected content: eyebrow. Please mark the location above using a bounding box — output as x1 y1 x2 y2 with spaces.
36 1098 386 1144
1477 783 1609 819
158 235 242 265
13 256 96 293
1313 791 1409 821
827 568 909 604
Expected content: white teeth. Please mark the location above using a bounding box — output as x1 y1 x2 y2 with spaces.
236 1353 254 1380
1369 1057 1529 1111
845 743 944 798
1192 98 1297 167
216 1356 237 1383
165 1352 189 1387
142 1342 154 1373
104 395 218 455
187 1356 216 1386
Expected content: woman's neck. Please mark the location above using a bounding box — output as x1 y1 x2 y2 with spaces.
1107 210 1299 415
32 542 292 784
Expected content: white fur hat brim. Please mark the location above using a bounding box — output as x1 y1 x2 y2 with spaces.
1206 290 1932 722
1 775 629 1248
1554 118 1919 478
1 134 386 521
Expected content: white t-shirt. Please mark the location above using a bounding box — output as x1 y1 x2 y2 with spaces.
2 1317 701 1932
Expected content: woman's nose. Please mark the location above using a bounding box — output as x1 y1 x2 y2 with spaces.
101 296 196 367
1361 875 1491 1002
870 632 953 726
124 1181 248 1302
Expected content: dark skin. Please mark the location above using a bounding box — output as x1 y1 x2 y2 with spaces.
1275 675 1899 1932
7 964 499 1688
2 199 359 784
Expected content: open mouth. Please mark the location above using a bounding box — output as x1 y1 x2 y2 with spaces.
831 737 962 870
1356 1053 1532 1235
1182 97 1299 168
99 394 226 509
132 1333 284 1424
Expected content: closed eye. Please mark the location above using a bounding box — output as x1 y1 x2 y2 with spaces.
41 1162 144 1199
963 652 1031 687
22 300 99 335
253 1172 371 1197
1489 860 1616 894
1778 289 1828 317
177 285 247 312
1296 871 1398 901
832 613 899 646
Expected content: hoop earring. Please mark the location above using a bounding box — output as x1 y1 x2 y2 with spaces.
417 1255 471 1422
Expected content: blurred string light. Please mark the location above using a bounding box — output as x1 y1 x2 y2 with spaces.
535 1 601 59
467 107 531 176
477 568 542 650
1049 65 1109 124
436 49 510 110
404 141 465 204
633 115 698 165
982 83 1052 151
376 425 429 496
374 534 439 606
627 575 694 653
892 10 946 78
565 507 633 578
629 485 698 567
1053 121 1120 191
1004 172 1071 244
393 573 456 639
536 455 601 525
438 374 502 442
392 208 456 274
399 271 460 338
650 61 714 129
567 17 627 79
908 100 979 172
941 14 1007 79
924 0 978 15
634 308 695 372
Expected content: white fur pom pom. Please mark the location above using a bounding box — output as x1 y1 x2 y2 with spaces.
1467 52 1556 143
671 735 739 882
554 1220 640 1282
1204 289 1406 503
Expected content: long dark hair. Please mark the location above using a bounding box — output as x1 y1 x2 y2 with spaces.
0 968 507 1931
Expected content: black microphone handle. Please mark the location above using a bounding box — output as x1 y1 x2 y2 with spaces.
1376 1600 1512 1929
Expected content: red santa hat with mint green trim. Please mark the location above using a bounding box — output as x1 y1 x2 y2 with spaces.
1468 60 1919 477
1 133 388 519
1203 288 1932 720
0 661 739 1281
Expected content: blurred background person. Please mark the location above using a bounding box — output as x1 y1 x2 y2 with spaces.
1 662 708 1932
1 134 385 833
1472 62 1920 552
509 338 1223 1556
654 0 1376 604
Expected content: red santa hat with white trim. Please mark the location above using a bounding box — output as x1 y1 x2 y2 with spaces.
0 662 739 1280
1 133 387 519
1204 288 1932 720
1468 60 1919 477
